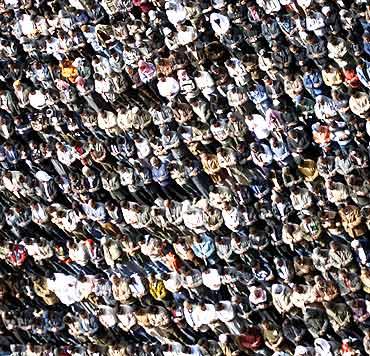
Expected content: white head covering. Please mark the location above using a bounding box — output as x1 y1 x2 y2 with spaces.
314 338 336 356
294 346 311 356
272 284 284 294
148 10 156 20
35 171 52 182
219 334 228 343
82 166 92 176
163 27 172 36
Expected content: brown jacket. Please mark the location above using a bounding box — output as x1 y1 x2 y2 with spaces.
112 279 133 303
339 205 367 238
33 277 59 305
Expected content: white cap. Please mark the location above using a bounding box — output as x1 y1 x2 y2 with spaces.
163 27 172 36
351 240 360 248
219 334 228 343
35 171 52 182
82 166 91 176
148 10 156 19
294 346 308 356
272 284 283 294
322 6 331 15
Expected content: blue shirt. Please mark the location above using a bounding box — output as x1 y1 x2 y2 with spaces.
151 162 171 186
303 72 323 97
191 234 215 259
364 40 370 57
248 84 268 104
356 66 370 88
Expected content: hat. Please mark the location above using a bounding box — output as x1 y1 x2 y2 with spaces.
45 108 54 118
35 171 52 182
314 338 334 355
82 166 91 176
148 10 156 20
72 58 83 67
294 346 309 356
219 334 228 343
163 27 172 36
351 240 360 248
322 6 331 15
272 284 283 294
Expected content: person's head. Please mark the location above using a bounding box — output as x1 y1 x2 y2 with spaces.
293 284 304 294
150 156 160 167
329 241 341 251
314 275 324 284
253 287 262 298
363 33 370 43
261 320 273 330
88 198 96 208
250 143 259 152
157 73 166 82
183 300 192 310
79 310 88 319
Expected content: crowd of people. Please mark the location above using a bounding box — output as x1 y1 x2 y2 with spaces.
0 0 370 355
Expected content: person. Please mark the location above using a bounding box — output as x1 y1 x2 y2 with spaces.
0 0 370 354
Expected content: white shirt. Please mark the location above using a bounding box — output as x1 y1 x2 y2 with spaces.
135 139 151 159
222 207 242 232
210 12 230 35
47 273 82 306
20 14 36 36
98 306 117 328
202 269 221 290
117 305 137 331
194 304 218 327
68 0 85 9
184 306 198 329
31 205 48 223
29 91 47 110
129 273 146 298
92 56 112 76
177 27 197 45
166 2 187 25
163 272 182 293
157 78 180 99
183 207 206 234
246 114 270 140
56 147 76 166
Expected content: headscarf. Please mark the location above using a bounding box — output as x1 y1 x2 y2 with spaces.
35 171 52 182
138 60 155 74
75 76 86 88
55 79 70 91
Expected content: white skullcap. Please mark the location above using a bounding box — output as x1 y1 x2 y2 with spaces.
163 27 172 36
219 334 228 343
35 171 52 182
294 346 308 356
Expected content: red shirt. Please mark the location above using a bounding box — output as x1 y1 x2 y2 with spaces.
237 327 263 350
8 245 27 267
132 0 153 13
343 68 360 89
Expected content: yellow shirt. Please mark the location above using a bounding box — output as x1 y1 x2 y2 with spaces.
149 280 167 300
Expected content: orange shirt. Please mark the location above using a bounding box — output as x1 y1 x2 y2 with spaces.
313 125 331 146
